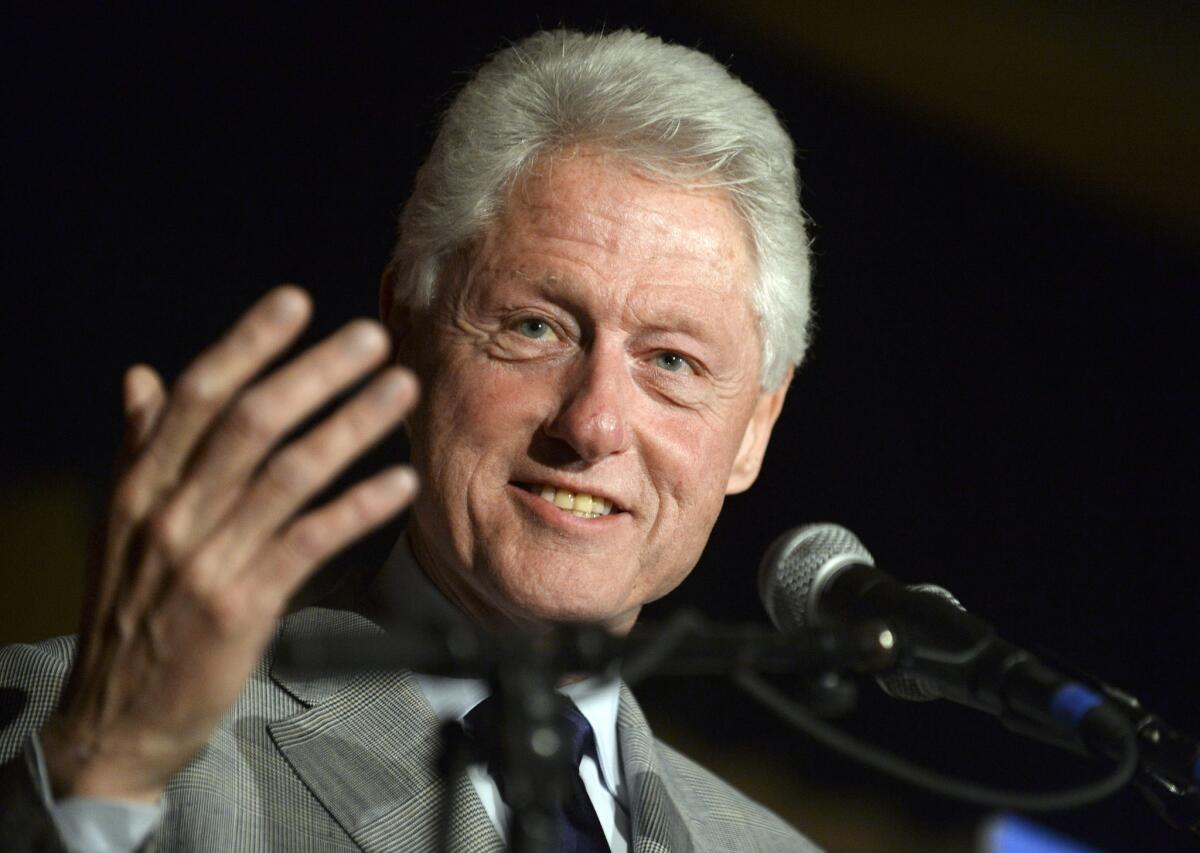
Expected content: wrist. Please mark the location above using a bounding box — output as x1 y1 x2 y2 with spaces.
40 718 166 805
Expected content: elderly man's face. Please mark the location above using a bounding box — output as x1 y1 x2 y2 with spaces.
394 150 788 633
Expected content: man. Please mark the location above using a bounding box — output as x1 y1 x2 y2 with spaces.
1 29 816 851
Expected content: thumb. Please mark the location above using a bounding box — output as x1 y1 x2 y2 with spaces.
120 363 166 461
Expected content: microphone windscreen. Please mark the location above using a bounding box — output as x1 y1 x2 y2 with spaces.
758 523 874 633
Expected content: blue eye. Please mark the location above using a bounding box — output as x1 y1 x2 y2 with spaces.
655 352 689 373
516 318 556 340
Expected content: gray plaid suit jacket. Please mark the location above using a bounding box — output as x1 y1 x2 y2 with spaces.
0 608 820 852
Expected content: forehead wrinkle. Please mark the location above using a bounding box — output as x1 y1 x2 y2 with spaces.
498 152 753 289
490 219 747 309
517 194 736 267
521 201 622 254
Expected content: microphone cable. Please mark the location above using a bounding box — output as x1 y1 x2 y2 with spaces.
732 665 1139 813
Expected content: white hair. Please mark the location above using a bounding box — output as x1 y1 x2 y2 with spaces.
389 29 811 389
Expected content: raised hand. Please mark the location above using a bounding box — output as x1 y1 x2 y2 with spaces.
39 286 419 803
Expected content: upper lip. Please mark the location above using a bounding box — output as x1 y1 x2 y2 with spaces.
512 478 627 512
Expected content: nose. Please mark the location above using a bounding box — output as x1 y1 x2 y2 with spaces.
543 342 634 463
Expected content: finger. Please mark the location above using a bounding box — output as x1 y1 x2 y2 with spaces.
163 319 392 544
262 465 418 600
90 288 310 669
81 364 167 661
107 363 166 559
195 367 417 580
119 364 166 465
132 286 312 499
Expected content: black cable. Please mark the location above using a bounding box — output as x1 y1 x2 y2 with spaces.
733 668 1140 813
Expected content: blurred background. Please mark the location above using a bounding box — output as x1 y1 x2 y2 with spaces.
2 3 1197 850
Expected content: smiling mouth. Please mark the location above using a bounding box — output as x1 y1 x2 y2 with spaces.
515 482 619 518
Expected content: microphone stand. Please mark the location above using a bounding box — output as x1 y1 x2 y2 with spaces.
276 611 900 853
467 632 594 853
1089 682 1200 837
1021 645 1200 838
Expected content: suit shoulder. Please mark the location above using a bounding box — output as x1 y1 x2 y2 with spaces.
0 635 78 763
653 738 822 853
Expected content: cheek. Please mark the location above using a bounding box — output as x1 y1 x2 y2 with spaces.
420 359 549 476
651 413 742 512
414 363 546 549
633 420 738 601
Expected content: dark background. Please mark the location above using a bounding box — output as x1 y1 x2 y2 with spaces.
2 3 1197 851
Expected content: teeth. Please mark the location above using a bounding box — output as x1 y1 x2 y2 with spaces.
531 485 614 517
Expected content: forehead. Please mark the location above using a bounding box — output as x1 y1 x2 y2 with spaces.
468 150 759 332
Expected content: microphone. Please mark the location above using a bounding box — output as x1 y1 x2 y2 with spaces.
758 523 1129 757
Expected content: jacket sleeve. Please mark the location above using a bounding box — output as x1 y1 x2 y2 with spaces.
1 637 165 853
0 638 74 851
0 740 69 852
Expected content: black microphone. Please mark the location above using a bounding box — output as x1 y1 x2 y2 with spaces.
758 523 1129 759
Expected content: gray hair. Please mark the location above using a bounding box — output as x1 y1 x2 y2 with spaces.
389 29 811 390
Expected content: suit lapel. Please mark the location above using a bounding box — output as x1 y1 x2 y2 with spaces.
266 608 503 853
618 685 698 853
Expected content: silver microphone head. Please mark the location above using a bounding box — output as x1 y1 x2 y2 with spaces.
758 522 966 703
758 522 875 633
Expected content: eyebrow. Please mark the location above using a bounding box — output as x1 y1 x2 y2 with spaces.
504 270 731 345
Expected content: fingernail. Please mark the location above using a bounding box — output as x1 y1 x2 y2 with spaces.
379 468 418 497
372 370 412 403
269 288 306 323
344 321 387 355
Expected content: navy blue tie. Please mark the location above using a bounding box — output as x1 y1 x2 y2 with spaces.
464 697 610 852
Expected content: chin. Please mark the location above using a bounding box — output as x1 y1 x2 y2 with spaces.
489 572 638 632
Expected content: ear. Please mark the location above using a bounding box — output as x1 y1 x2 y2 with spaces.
379 262 413 366
726 368 792 495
